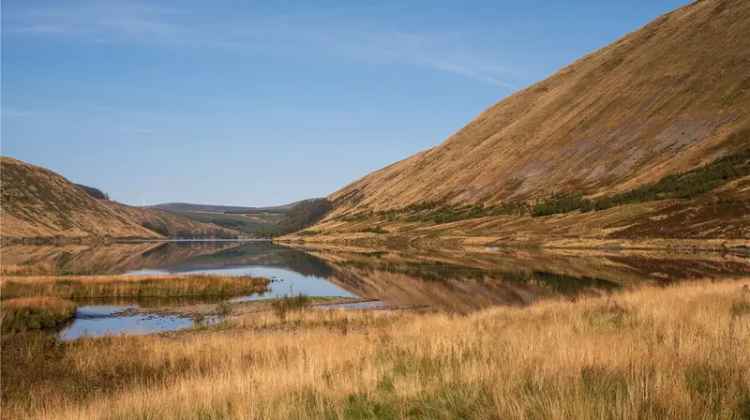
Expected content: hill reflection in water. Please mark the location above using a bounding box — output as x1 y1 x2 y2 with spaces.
2 241 748 313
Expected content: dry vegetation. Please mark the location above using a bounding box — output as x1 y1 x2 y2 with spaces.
0 297 76 333
0 274 270 300
2 280 749 419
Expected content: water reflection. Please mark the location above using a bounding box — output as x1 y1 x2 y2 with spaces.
58 304 219 341
3 241 750 320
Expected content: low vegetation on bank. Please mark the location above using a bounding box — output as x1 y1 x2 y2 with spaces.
1 297 76 333
334 147 750 226
2 280 749 419
0 274 270 300
531 146 750 217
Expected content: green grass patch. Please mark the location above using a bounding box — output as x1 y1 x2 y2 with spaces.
360 226 388 234
730 300 750 317
532 147 750 217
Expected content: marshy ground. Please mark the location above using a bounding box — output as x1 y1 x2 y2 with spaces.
0 274 270 334
2 279 749 419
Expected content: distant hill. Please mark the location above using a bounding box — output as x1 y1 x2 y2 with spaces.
150 199 332 237
288 0 750 248
149 202 295 214
0 157 242 242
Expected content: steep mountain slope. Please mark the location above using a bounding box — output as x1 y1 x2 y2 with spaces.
0 157 240 241
293 0 750 248
331 0 749 212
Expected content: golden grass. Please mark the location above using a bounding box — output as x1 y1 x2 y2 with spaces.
0 274 270 300
0 264 56 276
2 279 749 419
1 297 76 333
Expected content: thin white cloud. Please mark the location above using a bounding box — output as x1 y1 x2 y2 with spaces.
6 1 182 41
2 108 35 119
123 128 156 135
4 1 518 89
429 62 516 89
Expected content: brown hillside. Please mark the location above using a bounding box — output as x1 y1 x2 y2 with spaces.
329 0 750 213
0 157 240 241
103 201 242 239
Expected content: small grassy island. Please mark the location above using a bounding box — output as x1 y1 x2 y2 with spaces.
0 274 270 300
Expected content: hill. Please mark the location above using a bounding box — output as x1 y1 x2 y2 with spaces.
149 202 296 214
0 157 241 242
285 0 750 249
151 199 332 237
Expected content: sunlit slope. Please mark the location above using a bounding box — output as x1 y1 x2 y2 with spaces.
0 157 240 241
329 0 750 215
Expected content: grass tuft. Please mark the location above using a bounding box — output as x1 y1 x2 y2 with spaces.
271 293 311 321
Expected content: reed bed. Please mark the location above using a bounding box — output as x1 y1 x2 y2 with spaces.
1 297 76 333
2 279 750 419
0 274 270 300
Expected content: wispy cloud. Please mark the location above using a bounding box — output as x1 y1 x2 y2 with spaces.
6 1 182 42
4 1 518 89
2 108 35 119
122 128 156 136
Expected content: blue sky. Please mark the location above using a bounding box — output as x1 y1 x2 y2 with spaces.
2 0 689 206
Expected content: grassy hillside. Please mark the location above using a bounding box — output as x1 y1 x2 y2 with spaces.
0 157 161 241
158 210 286 237
0 157 241 242
293 0 750 247
104 202 242 239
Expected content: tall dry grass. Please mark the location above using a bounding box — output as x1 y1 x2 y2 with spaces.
0 274 269 300
2 280 750 419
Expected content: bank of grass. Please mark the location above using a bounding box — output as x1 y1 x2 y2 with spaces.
1 297 76 333
0 274 270 300
3 279 750 419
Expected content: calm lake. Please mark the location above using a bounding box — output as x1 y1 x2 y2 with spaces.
3 240 749 339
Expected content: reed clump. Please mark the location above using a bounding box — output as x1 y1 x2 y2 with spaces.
1 297 76 333
0 274 270 300
2 280 749 419
271 293 312 321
